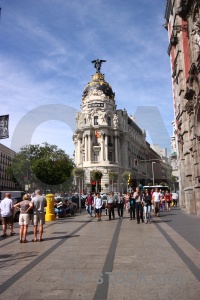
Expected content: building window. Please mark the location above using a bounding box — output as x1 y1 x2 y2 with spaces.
108 152 112 161
84 118 86 124
107 117 111 126
108 136 112 146
94 116 98 125
94 153 98 162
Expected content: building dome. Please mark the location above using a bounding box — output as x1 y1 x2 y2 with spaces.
82 72 115 101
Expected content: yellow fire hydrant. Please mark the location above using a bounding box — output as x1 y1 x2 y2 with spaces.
45 194 55 221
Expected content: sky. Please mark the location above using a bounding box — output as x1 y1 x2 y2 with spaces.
0 0 173 158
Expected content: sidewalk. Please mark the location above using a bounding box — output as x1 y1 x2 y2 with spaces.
0 208 200 300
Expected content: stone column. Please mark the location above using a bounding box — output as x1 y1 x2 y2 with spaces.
115 136 118 163
101 135 104 162
85 136 88 161
105 135 108 161
77 138 81 165
88 134 91 162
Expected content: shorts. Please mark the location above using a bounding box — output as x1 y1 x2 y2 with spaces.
95 208 102 214
33 213 45 226
19 213 30 225
1 216 14 226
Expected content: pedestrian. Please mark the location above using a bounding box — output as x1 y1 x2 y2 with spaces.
93 193 97 217
86 192 94 217
129 192 135 220
160 190 165 211
106 192 115 220
0 192 14 237
172 191 178 207
152 188 161 217
14 194 33 243
31 189 47 242
124 192 130 211
143 189 152 224
93 193 102 221
164 190 172 211
117 192 124 219
134 187 144 224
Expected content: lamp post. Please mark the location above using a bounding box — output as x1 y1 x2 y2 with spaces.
152 162 155 185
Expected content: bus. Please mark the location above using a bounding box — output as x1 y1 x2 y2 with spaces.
142 185 170 192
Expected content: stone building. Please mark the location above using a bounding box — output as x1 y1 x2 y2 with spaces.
0 143 16 191
164 0 200 214
73 62 170 192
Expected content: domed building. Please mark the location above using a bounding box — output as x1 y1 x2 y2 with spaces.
73 61 150 192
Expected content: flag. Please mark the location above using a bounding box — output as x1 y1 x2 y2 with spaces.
95 130 101 138
0 114 9 139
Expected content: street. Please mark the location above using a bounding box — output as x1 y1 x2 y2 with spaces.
0 207 200 300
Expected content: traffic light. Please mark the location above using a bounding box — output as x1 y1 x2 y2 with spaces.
127 173 131 186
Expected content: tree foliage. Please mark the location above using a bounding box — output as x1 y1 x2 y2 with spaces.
109 171 118 182
122 171 132 182
6 143 75 192
91 169 103 180
73 167 85 178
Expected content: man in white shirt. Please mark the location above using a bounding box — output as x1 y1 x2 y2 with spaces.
172 192 179 207
0 193 14 237
152 188 161 217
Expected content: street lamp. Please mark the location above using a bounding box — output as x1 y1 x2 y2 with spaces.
152 162 155 185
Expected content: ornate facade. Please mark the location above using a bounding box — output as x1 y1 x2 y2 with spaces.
0 143 16 191
164 0 200 214
73 63 170 192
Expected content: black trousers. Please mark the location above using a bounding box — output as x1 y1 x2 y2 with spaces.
108 203 115 220
129 204 135 219
117 203 124 217
136 202 143 223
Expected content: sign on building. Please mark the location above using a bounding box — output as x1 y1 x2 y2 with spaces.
0 115 9 139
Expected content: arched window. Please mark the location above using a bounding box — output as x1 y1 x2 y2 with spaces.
107 116 111 126
94 116 98 125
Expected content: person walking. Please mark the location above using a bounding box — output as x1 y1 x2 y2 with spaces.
143 189 152 224
93 193 102 221
106 192 115 220
0 192 14 237
129 192 135 220
134 187 144 224
164 190 172 211
172 192 179 207
86 192 94 217
14 194 33 243
31 189 47 242
124 192 130 211
117 192 124 219
152 188 161 217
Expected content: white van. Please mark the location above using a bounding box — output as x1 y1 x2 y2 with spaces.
0 191 26 221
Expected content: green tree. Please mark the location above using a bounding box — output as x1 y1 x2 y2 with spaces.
73 167 85 193
91 170 103 192
6 143 75 192
122 171 132 192
109 171 118 191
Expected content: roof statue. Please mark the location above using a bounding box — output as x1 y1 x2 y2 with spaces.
91 59 106 73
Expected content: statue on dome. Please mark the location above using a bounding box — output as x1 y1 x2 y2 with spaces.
91 59 107 73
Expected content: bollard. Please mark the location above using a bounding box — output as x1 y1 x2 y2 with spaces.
45 194 55 221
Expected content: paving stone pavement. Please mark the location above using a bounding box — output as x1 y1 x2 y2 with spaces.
0 207 200 300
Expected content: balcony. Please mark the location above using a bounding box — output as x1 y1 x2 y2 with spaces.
177 2 189 21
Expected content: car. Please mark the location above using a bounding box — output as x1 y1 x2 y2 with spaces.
70 195 86 209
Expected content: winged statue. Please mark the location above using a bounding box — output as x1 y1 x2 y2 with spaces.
91 59 107 73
